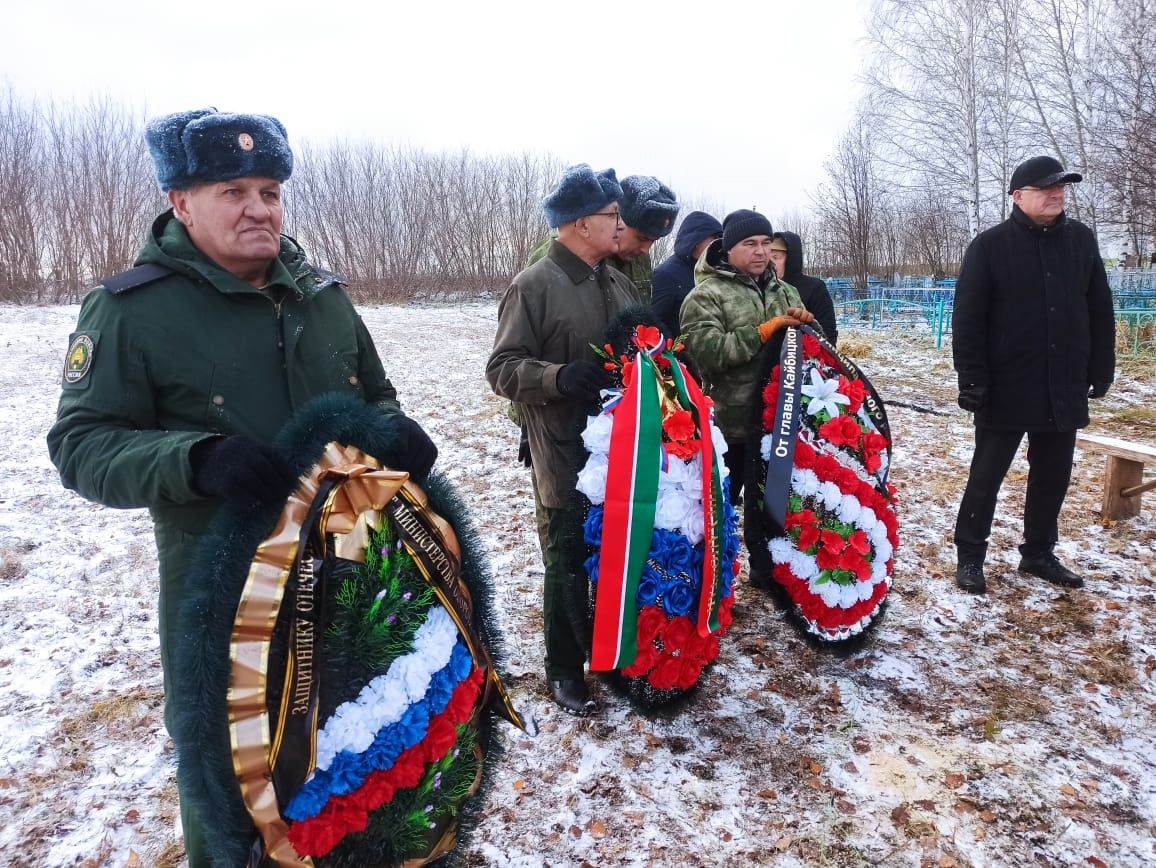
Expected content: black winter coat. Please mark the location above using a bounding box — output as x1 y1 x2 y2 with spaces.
777 231 838 345
651 211 723 339
952 206 1115 432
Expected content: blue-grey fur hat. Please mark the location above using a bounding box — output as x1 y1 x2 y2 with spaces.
145 109 294 191
620 175 679 238
542 164 623 228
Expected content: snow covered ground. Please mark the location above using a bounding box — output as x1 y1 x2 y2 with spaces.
0 301 1153 868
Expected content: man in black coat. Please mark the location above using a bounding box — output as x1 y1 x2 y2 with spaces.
952 155 1116 594
651 210 723 338
770 231 838 345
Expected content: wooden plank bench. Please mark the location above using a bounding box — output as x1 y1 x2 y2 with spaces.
1077 433 1156 520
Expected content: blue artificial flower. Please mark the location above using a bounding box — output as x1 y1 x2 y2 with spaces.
583 507 604 546
721 563 735 598
636 566 662 607
584 551 600 584
661 577 696 617
653 528 694 578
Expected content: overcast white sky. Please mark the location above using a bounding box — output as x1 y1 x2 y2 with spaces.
4 0 868 220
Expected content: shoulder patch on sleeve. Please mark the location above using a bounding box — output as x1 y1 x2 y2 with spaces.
63 332 98 387
100 263 174 295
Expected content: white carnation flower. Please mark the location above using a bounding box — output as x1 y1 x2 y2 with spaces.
760 433 774 462
836 495 862 524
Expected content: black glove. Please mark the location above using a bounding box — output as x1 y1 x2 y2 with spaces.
379 415 438 481
190 435 298 508
957 384 989 413
518 425 532 468
1088 381 1111 399
557 360 611 401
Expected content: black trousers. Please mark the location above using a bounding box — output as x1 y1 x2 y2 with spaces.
954 427 1077 562
724 439 746 505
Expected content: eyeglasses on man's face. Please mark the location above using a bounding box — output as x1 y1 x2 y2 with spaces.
588 210 623 222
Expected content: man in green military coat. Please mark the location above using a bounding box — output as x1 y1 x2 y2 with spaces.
487 164 639 716
679 209 814 505
46 109 437 867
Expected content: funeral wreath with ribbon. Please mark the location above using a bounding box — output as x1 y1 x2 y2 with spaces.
173 394 526 867
574 310 739 708
746 325 899 642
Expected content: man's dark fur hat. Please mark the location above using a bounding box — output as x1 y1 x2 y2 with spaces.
1008 155 1082 194
542 164 623 228
145 108 294 191
620 175 680 238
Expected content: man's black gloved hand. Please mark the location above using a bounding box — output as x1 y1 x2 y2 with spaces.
190 435 298 508
518 425 532 468
557 360 611 401
1088 381 1111 399
957 384 989 413
380 415 438 481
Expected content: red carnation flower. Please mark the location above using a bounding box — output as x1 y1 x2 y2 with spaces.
797 524 821 551
763 406 778 432
820 529 847 553
848 529 871 555
816 548 842 571
840 376 867 413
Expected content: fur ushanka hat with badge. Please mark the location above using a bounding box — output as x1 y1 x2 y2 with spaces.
145 108 294 191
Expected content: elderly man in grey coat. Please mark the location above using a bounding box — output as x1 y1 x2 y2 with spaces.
487 165 641 715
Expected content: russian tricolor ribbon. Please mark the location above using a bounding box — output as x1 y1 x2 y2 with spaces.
590 351 661 671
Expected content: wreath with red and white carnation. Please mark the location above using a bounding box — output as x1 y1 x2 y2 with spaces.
748 326 899 641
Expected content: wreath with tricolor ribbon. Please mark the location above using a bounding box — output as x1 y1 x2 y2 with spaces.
173 394 526 866
575 312 739 707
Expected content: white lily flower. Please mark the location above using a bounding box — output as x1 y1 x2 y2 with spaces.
801 368 850 418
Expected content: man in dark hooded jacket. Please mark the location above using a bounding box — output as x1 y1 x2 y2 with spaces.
951 155 1115 594
651 211 723 338
770 231 838 345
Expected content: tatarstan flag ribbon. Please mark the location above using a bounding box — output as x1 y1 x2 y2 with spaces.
666 352 725 636
590 351 661 671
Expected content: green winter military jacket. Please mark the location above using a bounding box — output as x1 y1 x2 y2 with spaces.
679 240 803 440
47 211 401 706
487 240 640 507
526 235 654 303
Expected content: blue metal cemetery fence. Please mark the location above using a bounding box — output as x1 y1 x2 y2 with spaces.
824 269 1156 358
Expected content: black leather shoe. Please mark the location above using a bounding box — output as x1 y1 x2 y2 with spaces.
1018 553 1083 588
955 561 987 594
549 679 598 716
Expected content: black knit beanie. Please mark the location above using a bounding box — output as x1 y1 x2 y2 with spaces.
721 209 773 252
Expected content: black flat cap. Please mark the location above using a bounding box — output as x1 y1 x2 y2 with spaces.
1008 155 1082 193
